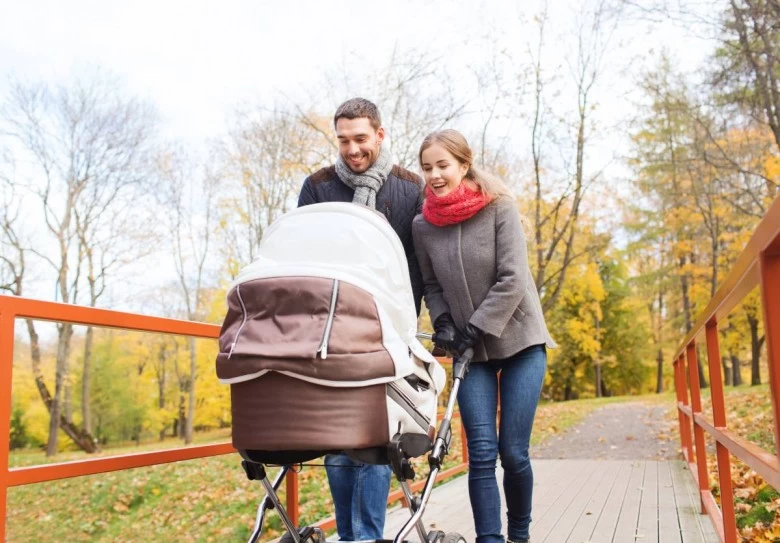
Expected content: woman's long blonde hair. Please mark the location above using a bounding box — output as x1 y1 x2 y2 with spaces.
418 129 512 200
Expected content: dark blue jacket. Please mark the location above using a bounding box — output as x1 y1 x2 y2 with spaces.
297 165 424 315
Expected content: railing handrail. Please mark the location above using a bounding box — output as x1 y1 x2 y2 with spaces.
671 194 780 543
0 294 468 540
0 294 221 337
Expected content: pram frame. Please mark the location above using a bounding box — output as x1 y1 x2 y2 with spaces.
240 344 473 543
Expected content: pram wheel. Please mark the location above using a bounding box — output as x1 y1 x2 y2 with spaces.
441 533 466 543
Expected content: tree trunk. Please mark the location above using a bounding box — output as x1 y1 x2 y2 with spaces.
722 355 732 387
178 392 186 439
748 313 763 385
594 362 602 398
82 326 94 435
656 347 664 393
697 346 708 389
26 320 100 455
731 353 743 386
185 337 196 444
47 323 73 456
158 344 167 442
564 379 573 401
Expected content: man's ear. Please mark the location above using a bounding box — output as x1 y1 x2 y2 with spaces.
376 127 385 145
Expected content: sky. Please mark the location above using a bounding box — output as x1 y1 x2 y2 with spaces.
0 0 719 315
1 0 715 144
2 0 513 143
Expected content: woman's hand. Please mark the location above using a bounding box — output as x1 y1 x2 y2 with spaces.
455 323 483 354
432 313 459 355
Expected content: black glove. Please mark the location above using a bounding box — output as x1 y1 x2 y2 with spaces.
455 322 483 355
432 313 459 355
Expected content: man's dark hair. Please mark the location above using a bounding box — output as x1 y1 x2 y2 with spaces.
334 98 381 130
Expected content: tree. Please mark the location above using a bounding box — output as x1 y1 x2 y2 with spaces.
1 73 157 454
714 0 780 153
528 0 623 312
216 105 329 276
156 146 218 444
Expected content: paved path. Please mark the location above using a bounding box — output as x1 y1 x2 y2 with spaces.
530 401 680 460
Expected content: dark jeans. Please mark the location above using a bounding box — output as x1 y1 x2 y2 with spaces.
325 453 392 540
457 344 547 543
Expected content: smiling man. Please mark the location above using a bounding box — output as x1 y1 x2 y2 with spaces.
296 97 424 541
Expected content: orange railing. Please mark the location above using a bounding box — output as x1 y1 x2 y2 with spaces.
672 195 780 543
0 294 468 539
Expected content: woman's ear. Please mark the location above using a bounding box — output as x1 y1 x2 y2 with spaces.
461 162 470 178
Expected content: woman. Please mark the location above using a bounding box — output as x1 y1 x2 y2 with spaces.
412 129 556 543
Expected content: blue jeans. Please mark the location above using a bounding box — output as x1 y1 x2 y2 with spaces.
325 453 392 541
458 344 547 543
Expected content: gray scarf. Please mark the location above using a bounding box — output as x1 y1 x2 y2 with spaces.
335 145 393 209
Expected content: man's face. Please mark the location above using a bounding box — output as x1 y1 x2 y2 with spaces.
336 117 385 174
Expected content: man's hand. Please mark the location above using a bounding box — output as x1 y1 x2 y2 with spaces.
432 313 459 356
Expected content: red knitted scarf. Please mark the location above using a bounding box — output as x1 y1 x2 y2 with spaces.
422 183 490 226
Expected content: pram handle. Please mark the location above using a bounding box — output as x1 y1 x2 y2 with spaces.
394 347 474 543
415 331 433 341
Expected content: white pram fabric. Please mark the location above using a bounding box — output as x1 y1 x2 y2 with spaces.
216 203 445 454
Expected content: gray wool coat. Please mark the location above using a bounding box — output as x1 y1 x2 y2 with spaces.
412 196 556 363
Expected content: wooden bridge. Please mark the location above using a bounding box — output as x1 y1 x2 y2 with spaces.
384 460 717 542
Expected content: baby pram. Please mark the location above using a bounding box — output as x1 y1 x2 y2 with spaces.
216 203 471 543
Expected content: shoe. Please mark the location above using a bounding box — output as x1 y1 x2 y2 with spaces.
507 540 529 543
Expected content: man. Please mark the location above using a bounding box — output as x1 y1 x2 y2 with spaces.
297 97 424 541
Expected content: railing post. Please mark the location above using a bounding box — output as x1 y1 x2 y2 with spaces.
705 320 737 543
686 340 710 511
0 301 15 540
676 354 694 462
759 248 780 460
286 469 299 527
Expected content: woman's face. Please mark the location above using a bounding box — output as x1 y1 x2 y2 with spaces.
421 143 469 197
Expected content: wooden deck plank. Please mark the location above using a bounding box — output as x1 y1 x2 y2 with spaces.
537 460 614 542
612 460 647 541
380 459 717 543
658 461 683 543
564 461 628 543
670 461 718 543
588 460 637 541
530 458 598 536
635 460 660 543
383 475 474 540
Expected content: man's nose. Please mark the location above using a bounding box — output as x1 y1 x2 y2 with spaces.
347 142 361 156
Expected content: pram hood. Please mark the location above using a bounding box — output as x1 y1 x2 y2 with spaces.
222 202 445 393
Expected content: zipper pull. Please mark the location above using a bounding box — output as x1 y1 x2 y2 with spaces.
317 279 340 359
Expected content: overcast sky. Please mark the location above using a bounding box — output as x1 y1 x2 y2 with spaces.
1 0 715 144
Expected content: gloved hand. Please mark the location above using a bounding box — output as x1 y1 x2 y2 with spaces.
432 313 459 355
455 322 483 355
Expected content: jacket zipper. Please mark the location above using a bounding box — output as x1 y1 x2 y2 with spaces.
317 279 339 359
228 284 248 359
388 382 431 430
